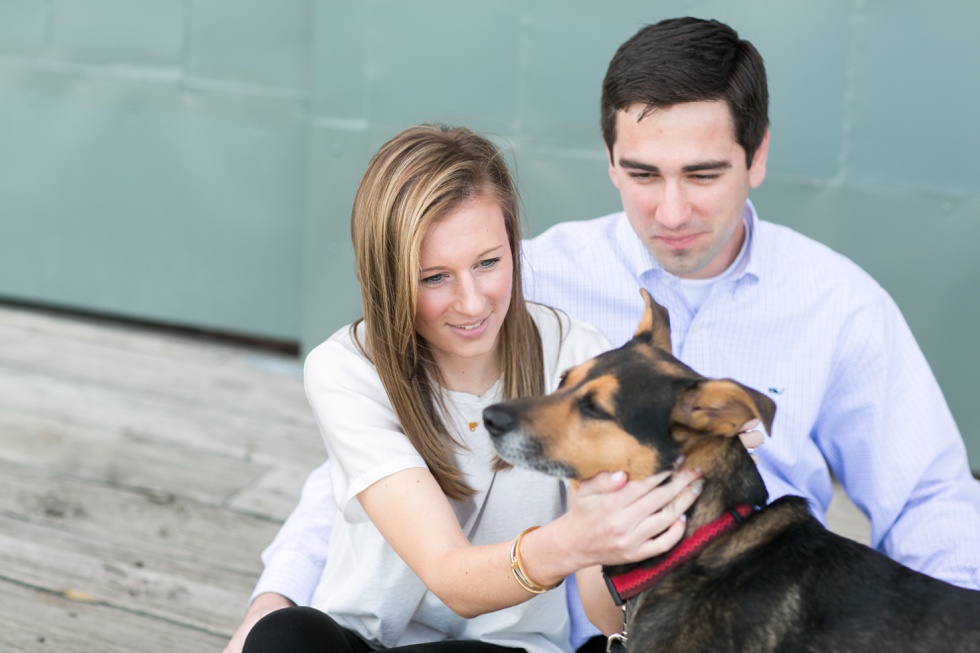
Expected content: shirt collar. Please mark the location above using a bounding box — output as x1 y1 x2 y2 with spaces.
620 199 763 284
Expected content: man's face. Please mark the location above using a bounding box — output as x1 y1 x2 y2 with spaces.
607 101 769 279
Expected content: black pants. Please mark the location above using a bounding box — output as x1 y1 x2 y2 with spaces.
243 607 528 653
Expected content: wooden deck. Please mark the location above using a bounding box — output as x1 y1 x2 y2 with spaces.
0 302 870 652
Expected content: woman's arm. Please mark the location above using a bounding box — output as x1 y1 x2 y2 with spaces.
357 466 703 618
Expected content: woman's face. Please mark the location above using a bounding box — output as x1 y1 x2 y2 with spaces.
414 195 513 392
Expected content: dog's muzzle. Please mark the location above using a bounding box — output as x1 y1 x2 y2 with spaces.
483 405 576 478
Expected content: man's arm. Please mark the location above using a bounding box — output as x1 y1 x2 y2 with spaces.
817 293 980 589
223 460 336 652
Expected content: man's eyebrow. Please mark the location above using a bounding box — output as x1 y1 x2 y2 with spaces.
617 158 732 174
681 160 731 173
618 158 659 173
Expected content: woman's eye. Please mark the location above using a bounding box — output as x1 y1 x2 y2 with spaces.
479 257 502 270
421 273 444 286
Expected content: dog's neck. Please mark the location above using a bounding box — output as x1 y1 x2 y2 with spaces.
678 437 768 536
602 438 767 589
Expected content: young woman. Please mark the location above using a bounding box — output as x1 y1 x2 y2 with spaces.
242 125 704 653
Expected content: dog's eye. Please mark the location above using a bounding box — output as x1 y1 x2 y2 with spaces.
578 394 613 421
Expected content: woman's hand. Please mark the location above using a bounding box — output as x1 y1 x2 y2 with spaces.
554 468 701 635
564 467 703 568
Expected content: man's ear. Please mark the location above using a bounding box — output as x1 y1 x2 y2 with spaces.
748 129 770 189
607 145 621 190
671 378 776 438
634 288 672 353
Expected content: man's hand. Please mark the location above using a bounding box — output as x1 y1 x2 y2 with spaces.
222 592 295 653
737 419 767 463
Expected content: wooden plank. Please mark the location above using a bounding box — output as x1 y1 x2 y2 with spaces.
0 315 312 423
0 367 323 472
0 303 320 646
0 460 278 577
0 579 228 653
227 463 317 521
0 410 275 508
0 514 259 633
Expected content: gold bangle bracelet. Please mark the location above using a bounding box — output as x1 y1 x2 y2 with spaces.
509 526 563 594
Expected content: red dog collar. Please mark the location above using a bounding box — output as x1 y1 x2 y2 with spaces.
604 504 759 606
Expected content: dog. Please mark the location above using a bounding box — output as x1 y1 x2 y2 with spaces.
484 289 980 652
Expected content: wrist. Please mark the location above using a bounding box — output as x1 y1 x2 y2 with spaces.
248 592 296 617
514 518 582 587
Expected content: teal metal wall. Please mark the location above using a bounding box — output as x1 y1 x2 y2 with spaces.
2 1 978 468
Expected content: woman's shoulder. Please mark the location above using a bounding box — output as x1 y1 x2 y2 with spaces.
304 320 380 391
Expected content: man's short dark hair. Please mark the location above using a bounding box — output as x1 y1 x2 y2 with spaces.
600 17 769 168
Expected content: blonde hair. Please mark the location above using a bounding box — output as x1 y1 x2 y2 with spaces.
350 124 544 500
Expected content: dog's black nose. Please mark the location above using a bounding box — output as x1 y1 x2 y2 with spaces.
483 406 515 437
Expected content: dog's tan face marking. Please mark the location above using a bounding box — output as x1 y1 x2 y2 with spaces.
486 343 683 480
558 359 595 391
523 373 660 480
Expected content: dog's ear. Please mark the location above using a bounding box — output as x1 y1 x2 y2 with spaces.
671 378 776 438
634 288 672 353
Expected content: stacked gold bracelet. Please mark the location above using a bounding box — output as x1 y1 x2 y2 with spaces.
509 526 563 594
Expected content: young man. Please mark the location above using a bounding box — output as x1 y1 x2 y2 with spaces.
224 17 980 653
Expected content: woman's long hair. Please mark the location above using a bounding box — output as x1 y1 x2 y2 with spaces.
350 124 543 501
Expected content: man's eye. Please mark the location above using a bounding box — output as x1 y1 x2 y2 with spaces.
690 174 720 183
579 394 612 420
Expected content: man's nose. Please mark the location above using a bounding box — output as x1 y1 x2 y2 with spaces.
656 182 690 229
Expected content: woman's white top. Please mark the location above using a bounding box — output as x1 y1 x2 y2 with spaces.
306 303 611 653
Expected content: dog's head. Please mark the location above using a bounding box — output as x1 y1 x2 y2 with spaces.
484 289 775 482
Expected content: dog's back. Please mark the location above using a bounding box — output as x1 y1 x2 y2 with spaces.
628 497 980 653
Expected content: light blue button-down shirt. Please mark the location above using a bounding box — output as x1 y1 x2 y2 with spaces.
522 201 980 579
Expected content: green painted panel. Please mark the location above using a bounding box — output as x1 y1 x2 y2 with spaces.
517 8 625 147
0 0 49 57
848 0 980 195
310 1 367 118
51 0 183 66
516 143 619 230
300 124 373 349
0 67 306 339
361 0 521 132
185 0 311 92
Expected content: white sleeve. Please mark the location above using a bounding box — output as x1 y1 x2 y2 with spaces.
251 461 335 606
304 337 427 522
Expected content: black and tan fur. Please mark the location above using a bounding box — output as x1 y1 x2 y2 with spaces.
484 290 980 653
